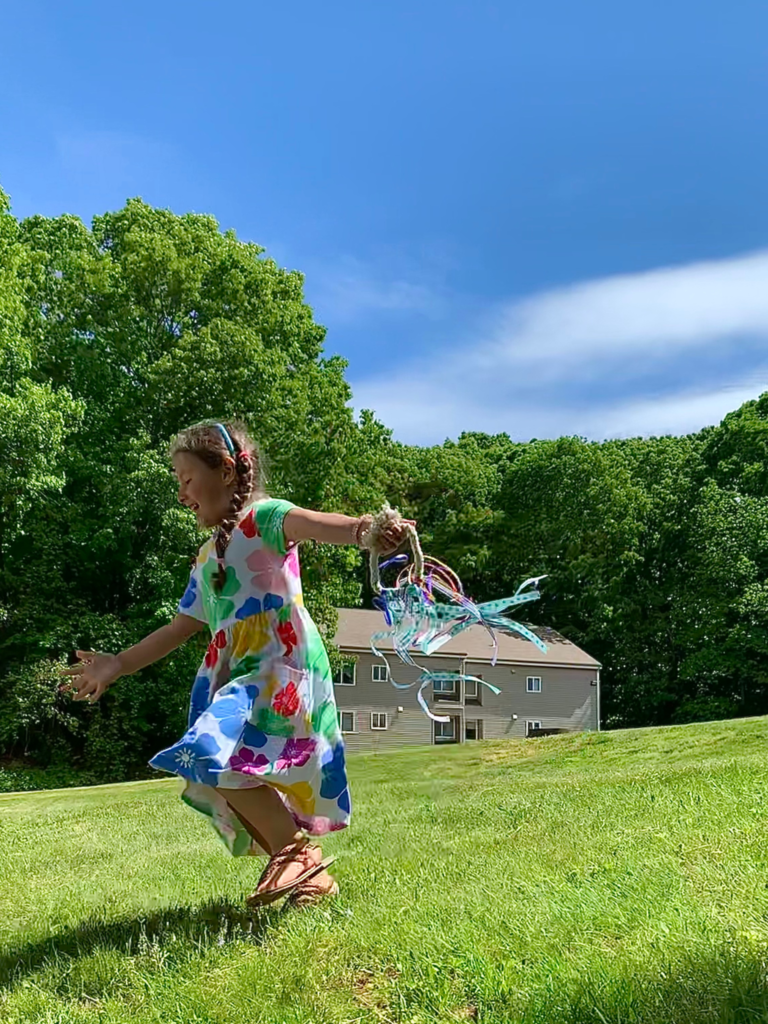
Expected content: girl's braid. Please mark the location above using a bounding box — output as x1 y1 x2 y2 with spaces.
169 420 263 592
213 439 254 590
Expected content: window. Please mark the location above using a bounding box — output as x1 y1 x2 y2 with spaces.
527 676 542 693
372 664 389 682
526 720 542 736
338 710 356 733
334 659 356 686
465 676 482 704
434 718 456 741
371 712 388 730
465 719 484 740
433 678 459 700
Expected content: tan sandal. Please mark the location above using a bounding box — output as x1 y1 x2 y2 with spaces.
246 837 335 907
286 877 340 909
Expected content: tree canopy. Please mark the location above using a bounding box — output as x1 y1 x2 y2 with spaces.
2 186 768 783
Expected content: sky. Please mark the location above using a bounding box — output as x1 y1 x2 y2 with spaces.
2 0 768 445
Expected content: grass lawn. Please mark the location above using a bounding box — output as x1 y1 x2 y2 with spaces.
3 718 768 1023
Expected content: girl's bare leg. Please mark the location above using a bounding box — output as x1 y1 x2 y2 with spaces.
217 784 334 892
221 784 302 852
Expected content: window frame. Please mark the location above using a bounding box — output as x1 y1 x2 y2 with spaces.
338 710 356 734
526 719 542 736
370 711 388 731
526 675 542 693
465 718 484 741
464 675 484 704
434 718 456 741
371 664 389 683
433 678 459 701
334 659 357 686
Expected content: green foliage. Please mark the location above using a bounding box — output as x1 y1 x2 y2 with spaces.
0 764 97 793
0 189 395 781
393 418 768 730
0 658 80 759
3 180 768 785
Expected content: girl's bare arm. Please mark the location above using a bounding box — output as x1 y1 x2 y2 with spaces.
60 614 205 702
116 615 205 676
283 508 414 550
283 509 364 546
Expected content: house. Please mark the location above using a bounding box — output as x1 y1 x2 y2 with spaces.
332 608 601 751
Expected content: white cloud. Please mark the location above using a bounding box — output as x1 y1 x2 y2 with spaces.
351 375 527 443
491 249 768 370
350 249 768 444
309 256 443 324
353 373 768 446
596 382 767 439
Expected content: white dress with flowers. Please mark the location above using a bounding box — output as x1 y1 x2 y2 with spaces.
150 498 350 856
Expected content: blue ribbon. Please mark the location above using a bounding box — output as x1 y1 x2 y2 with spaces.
214 422 235 454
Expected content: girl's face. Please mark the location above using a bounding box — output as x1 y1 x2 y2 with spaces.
173 451 236 528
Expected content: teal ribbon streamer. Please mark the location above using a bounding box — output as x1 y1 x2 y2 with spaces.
370 576 548 722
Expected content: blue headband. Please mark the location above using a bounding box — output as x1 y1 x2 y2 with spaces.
214 422 235 455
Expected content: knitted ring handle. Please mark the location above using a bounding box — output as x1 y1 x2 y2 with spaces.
369 520 425 595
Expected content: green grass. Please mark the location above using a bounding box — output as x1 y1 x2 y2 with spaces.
3 718 768 1023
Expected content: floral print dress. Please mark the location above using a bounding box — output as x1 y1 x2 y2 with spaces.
150 498 350 856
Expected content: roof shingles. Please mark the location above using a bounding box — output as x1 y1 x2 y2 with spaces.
333 608 601 668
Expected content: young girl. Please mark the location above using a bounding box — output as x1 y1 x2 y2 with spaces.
60 421 409 908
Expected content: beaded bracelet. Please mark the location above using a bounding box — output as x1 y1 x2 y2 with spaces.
353 514 374 548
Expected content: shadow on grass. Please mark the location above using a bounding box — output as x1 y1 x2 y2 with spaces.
0 898 279 988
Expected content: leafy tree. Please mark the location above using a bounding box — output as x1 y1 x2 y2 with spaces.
4 183 768 783
670 400 768 720
1 193 393 776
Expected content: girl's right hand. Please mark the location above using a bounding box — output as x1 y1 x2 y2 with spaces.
59 650 122 703
377 517 416 556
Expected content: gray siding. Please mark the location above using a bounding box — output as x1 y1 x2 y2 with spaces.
334 707 432 752
333 653 459 752
333 651 599 749
463 660 598 737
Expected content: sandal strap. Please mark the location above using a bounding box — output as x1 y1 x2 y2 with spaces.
270 837 309 863
288 878 339 908
256 837 315 890
292 878 337 897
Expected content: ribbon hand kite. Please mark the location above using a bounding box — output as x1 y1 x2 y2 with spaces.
358 505 548 722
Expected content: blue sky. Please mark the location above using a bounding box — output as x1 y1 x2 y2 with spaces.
3 0 768 444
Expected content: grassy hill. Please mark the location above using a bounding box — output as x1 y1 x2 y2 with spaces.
3 718 768 1023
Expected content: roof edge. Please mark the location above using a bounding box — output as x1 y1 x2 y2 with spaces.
336 642 601 669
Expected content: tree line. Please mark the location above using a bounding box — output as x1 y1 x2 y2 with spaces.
2 186 768 784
